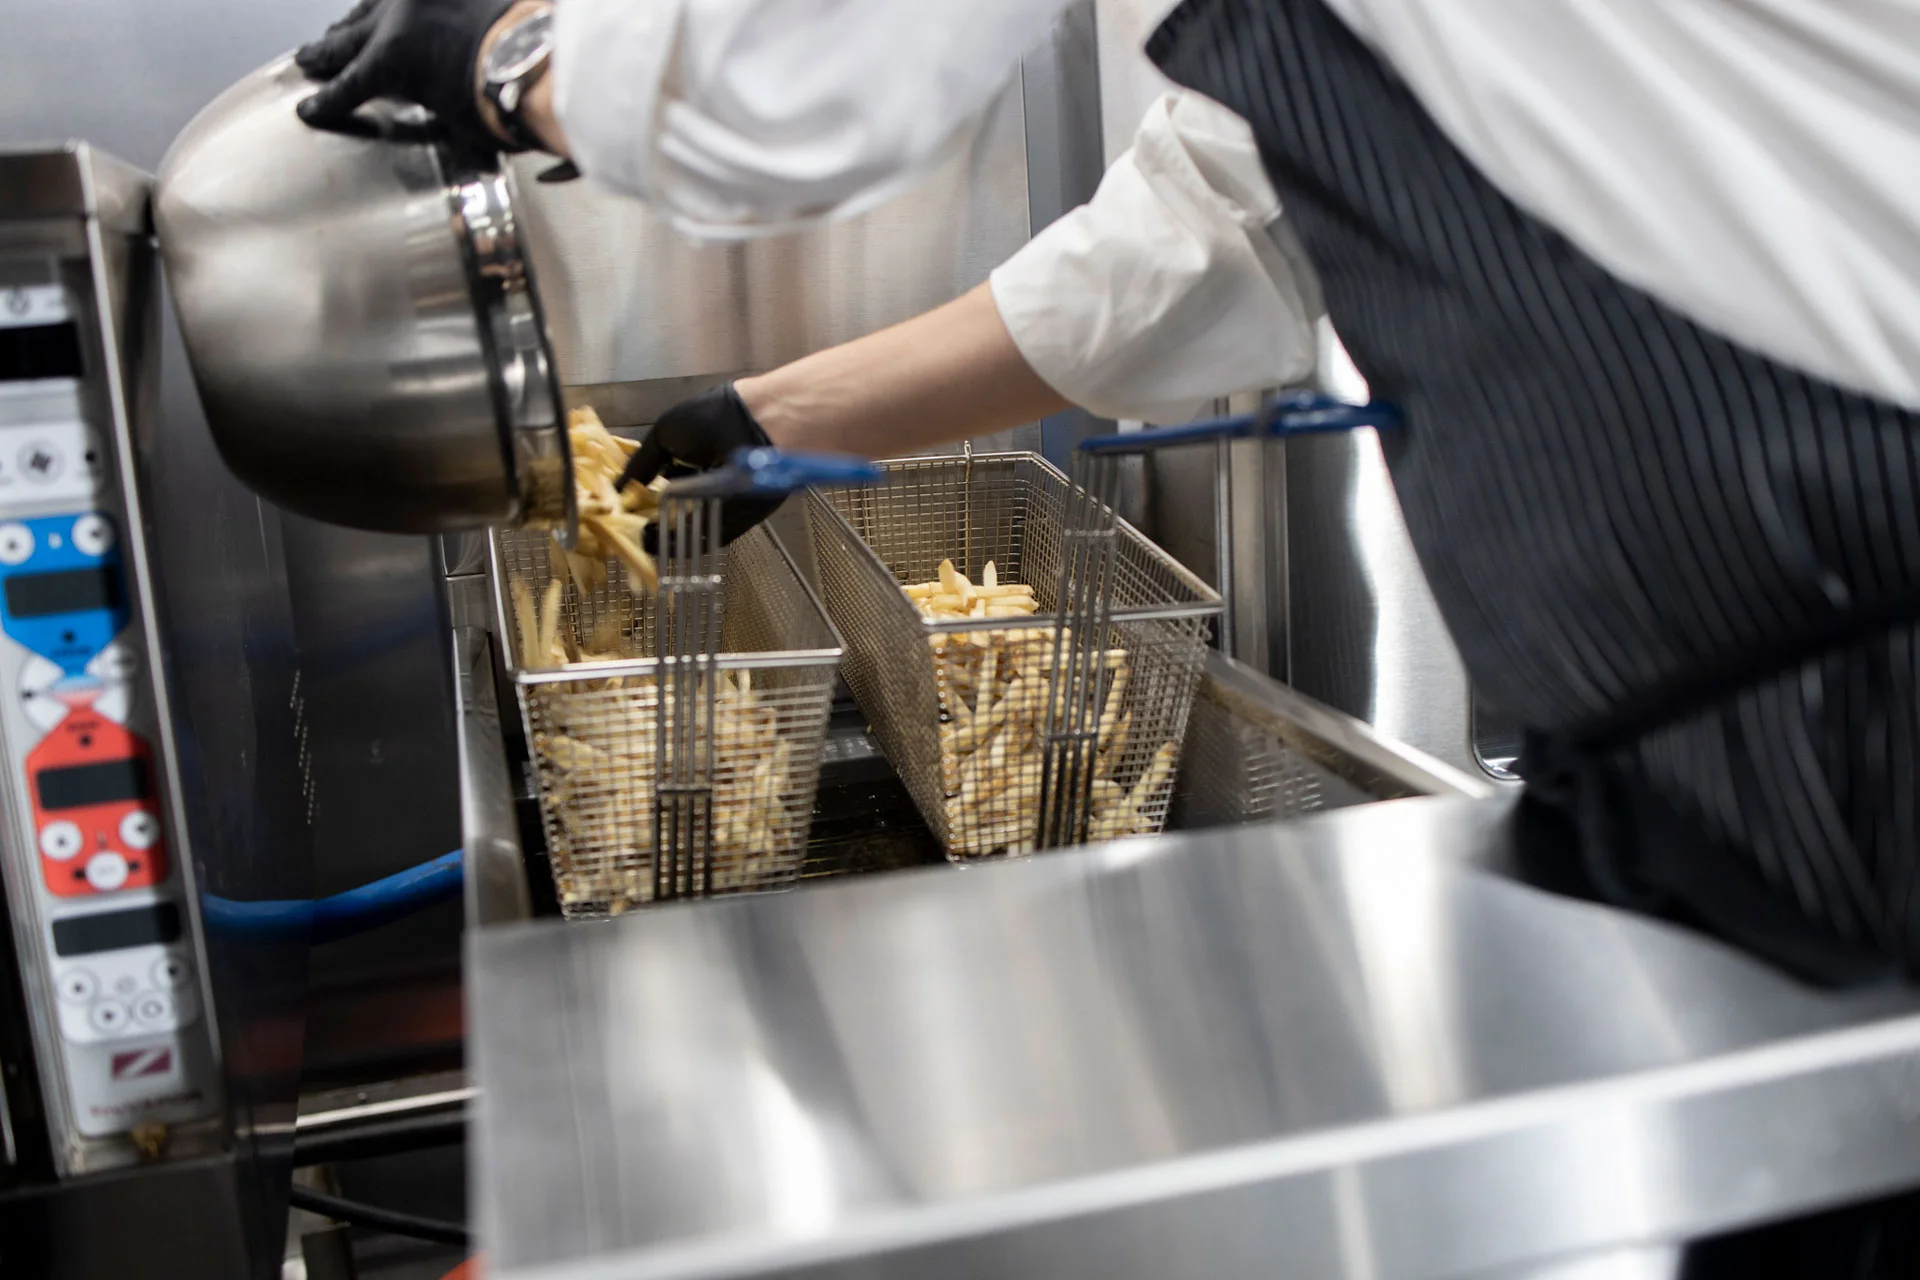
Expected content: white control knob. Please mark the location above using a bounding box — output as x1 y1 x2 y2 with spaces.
151 955 191 990
0 522 33 565
88 1001 129 1034
132 992 174 1028
119 809 159 851
57 969 97 1003
84 851 129 891
39 820 83 861
71 514 114 557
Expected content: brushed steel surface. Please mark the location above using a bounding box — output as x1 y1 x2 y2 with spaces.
509 83 1032 400
455 625 532 928
0 143 151 234
154 58 568 536
1281 426 1488 776
471 798 1920 1280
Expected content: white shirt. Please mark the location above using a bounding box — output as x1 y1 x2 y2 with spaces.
554 0 1920 415
990 90 1319 425
552 0 1077 236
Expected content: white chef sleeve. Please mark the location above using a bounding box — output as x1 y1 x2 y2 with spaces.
553 0 1075 238
989 91 1319 426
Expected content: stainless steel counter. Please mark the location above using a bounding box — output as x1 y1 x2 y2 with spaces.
468 797 1920 1280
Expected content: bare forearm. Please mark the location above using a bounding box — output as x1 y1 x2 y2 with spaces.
736 284 1069 457
518 69 568 157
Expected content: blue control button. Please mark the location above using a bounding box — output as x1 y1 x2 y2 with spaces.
0 513 128 675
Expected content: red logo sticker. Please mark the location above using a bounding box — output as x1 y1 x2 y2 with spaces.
109 1046 172 1080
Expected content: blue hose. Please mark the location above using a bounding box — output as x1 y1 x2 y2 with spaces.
200 849 464 944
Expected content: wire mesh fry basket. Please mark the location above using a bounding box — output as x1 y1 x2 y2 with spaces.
493 452 870 917
1171 651 1490 831
808 451 1222 861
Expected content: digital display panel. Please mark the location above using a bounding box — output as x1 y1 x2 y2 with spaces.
52 903 180 957
0 322 82 381
37 758 149 811
4 566 121 619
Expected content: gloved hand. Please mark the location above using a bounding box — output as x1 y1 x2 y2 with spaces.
619 384 781 549
295 0 516 153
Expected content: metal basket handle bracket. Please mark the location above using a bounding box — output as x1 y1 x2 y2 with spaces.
653 449 882 900
1039 394 1402 845
1078 392 1404 660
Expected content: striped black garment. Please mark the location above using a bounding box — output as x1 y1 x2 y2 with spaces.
1149 0 1920 984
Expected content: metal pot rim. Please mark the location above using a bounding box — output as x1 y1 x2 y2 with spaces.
441 149 577 549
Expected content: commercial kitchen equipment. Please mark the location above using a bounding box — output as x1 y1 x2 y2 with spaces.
0 143 307 1280
809 451 1223 859
0 2 1099 1267
496 451 878 916
464 792 1920 1280
13 3 1920 1276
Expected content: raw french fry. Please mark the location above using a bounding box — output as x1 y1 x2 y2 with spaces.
1096 664 1131 753
584 513 659 594
511 577 541 668
537 579 565 667
938 558 970 606
1099 712 1133 778
1127 742 1179 827
560 406 667 595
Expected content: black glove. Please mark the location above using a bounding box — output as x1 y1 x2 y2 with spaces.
619 384 781 549
295 0 515 153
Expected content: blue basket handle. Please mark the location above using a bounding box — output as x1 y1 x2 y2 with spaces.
661 447 884 500
1077 392 1404 456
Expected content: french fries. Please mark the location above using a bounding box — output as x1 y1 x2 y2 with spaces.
515 525 800 915
562 406 665 596
904 559 1174 858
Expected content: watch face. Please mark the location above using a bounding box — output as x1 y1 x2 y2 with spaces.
488 10 554 83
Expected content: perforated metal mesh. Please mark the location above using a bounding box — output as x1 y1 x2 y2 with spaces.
493 525 841 917
809 453 1221 861
1168 664 1440 830
1171 677 1331 829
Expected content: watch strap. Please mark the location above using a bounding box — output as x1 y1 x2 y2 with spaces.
482 10 554 153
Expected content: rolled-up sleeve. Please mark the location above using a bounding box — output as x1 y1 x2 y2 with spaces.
989 91 1319 425
554 0 1074 238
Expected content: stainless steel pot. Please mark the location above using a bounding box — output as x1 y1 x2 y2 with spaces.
155 58 574 540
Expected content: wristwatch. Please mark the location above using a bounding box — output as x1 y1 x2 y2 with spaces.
480 6 555 153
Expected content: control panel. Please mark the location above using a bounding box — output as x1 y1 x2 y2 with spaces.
0 277 217 1146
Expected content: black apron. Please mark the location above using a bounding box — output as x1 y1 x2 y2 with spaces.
1148 0 1920 985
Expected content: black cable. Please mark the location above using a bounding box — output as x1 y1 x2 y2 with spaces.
288 1183 471 1247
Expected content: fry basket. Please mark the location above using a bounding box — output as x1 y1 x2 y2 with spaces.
808 451 1222 860
1171 650 1490 830
494 450 876 917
